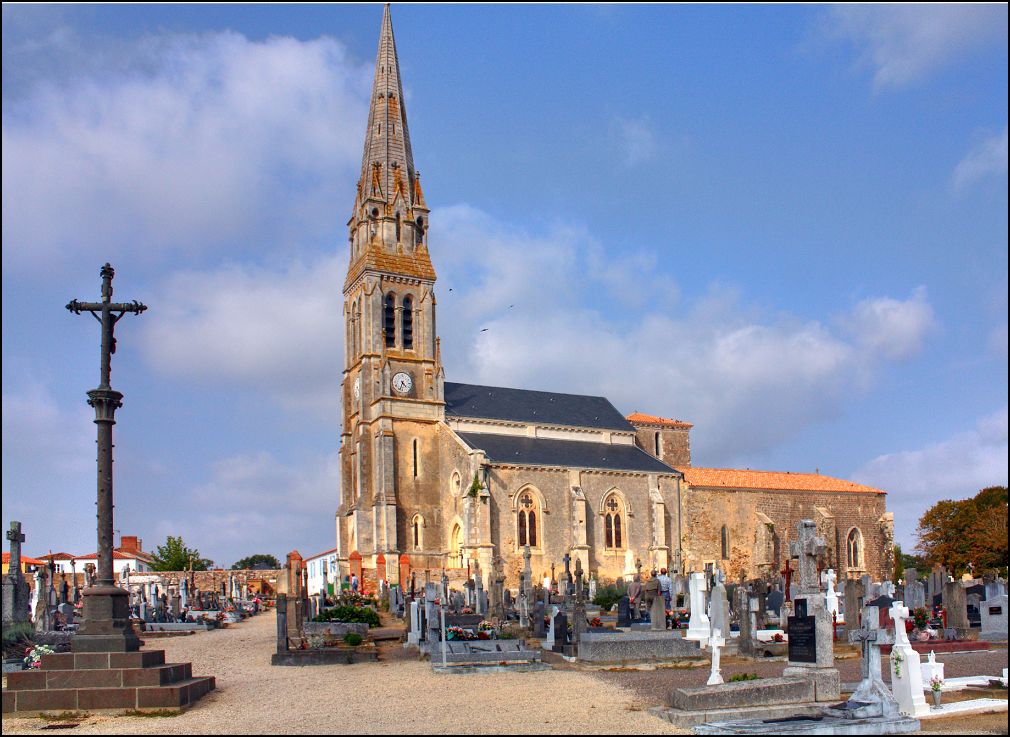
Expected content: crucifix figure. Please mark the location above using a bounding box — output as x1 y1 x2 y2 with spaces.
66 263 147 652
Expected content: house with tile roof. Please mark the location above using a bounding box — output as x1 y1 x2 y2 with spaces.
334 7 893 587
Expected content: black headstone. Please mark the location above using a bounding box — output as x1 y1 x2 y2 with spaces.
616 596 632 627
532 601 546 637
787 597 816 664
766 589 784 615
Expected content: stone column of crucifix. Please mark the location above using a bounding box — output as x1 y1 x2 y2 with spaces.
3 522 32 625
66 263 146 653
781 558 794 602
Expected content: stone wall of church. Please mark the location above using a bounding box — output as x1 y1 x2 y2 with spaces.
631 424 692 468
481 466 679 586
392 418 445 566
679 487 891 582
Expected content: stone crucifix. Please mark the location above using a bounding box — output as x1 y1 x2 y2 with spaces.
789 520 827 596
6 523 26 581
66 263 146 652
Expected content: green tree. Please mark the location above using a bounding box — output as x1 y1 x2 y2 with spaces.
231 554 280 570
150 536 213 571
893 544 928 583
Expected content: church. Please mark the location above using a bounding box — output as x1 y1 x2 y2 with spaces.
335 7 894 590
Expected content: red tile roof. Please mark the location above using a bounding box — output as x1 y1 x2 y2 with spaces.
76 549 155 562
682 467 885 495
626 412 693 429
2 552 47 567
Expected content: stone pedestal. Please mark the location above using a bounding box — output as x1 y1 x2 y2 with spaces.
73 584 141 653
2 650 215 714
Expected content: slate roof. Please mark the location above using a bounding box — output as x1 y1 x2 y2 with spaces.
445 382 634 431
682 468 885 495
456 432 679 474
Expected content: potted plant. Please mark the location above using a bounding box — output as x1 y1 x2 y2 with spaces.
929 676 944 708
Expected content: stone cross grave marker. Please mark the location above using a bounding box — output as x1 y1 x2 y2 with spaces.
706 628 726 685
845 604 899 719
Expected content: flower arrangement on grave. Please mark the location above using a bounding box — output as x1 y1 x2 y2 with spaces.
911 607 930 631
477 620 495 632
461 607 473 615
772 633 785 643
589 617 603 628
446 626 476 641
498 627 519 640
23 644 55 669
929 675 943 693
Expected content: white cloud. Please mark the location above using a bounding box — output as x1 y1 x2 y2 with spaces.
134 200 937 466
825 5 1007 89
952 125 1008 192
2 30 370 272
148 451 340 566
842 286 936 361
430 205 936 463
854 407 1009 548
139 254 346 416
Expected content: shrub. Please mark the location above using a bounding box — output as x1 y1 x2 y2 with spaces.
728 673 761 682
593 582 628 612
2 622 34 660
343 632 363 647
312 605 380 627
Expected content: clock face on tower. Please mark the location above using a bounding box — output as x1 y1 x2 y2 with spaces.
392 371 413 395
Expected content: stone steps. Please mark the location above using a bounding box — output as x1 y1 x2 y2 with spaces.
2 648 215 715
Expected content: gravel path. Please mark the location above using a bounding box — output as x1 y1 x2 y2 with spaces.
1 612 691 735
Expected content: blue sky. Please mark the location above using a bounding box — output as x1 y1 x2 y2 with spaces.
3 4 1006 568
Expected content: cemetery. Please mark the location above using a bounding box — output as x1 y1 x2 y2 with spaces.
2 5 1007 735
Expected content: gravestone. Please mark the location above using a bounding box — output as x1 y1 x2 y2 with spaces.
735 586 755 656
650 583 668 630
544 606 559 648
552 611 569 653
984 576 1006 601
844 578 864 636
782 519 840 702
838 604 901 720
58 602 75 627
919 650 944 686
616 596 632 627
2 521 32 626
706 627 726 685
979 594 1007 641
887 601 929 717
903 578 926 610
766 588 784 617
685 572 710 643
709 582 729 639
942 581 969 631
532 600 546 638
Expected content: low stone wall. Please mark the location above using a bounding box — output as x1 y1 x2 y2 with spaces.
271 647 378 666
576 631 703 664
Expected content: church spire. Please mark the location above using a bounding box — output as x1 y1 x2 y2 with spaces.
360 4 415 209
345 4 433 293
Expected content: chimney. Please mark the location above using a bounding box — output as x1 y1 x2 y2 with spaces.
119 535 141 554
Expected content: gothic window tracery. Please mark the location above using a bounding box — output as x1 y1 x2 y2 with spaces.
603 492 626 550
847 528 863 569
517 490 540 549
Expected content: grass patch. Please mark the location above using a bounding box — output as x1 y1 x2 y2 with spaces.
119 709 182 718
728 672 761 682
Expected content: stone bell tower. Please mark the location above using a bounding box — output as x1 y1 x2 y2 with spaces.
337 4 445 584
